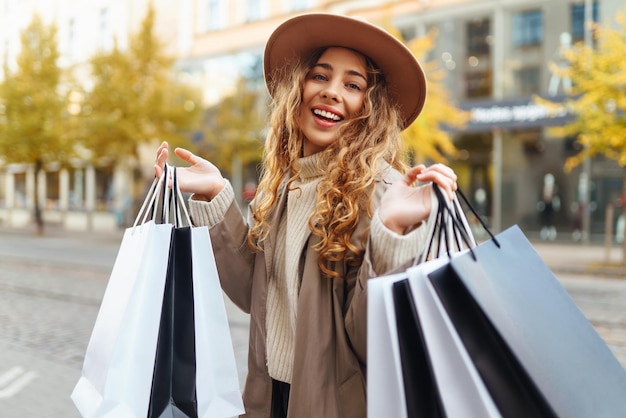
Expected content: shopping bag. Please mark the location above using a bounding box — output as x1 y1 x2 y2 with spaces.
390 257 502 418
368 270 412 418
72 175 174 417
147 166 243 418
148 226 244 418
390 267 445 418
430 224 626 418
368 185 478 418
72 165 244 418
388 186 499 418
148 226 197 417
190 226 245 417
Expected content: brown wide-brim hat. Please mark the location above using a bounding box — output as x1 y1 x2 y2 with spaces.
263 13 427 130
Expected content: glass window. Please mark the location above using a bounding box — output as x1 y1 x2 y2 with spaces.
288 0 314 12
206 0 226 31
465 69 492 99
246 0 268 22
512 10 543 47
68 18 76 58
514 67 541 96
467 19 491 55
571 2 599 42
99 8 112 51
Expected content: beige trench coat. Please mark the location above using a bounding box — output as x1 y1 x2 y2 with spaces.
205 167 425 418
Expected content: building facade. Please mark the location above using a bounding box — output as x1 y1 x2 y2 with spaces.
0 0 623 240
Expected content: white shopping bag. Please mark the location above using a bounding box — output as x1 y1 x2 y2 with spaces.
71 220 173 418
406 259 501 418
367 271 409 418
192 226 245 417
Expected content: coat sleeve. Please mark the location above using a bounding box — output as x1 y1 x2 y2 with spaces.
189 182 257 313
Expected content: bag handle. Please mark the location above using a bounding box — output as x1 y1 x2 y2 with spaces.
132 163 169 229
172 166 192 227
130 163 194 230
432 184 501 261
414 182 495 264
413 183 477 265
453 187 499 247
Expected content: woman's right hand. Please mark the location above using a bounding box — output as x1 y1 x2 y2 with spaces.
155 141 225 200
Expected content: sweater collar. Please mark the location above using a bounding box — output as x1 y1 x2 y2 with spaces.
295 153 324 181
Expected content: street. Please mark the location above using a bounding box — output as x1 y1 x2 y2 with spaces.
0 228 624 417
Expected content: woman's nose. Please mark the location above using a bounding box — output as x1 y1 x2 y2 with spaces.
321 83 340 101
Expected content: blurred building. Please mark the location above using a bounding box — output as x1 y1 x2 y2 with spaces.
0 0 183 230
0 0 624 241
176 0 626 242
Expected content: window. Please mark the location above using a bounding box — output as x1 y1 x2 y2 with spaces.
571 2 598 42
465 70 492 99
467 19 491 56
514 67 541 96
289 0 313 12
206 0 227 31
246 0 268 22
99 8 112 51
512 10 543 47
67 18 76 58
465 18 492 99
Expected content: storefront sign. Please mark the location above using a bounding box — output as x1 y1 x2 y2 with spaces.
457 96 573 131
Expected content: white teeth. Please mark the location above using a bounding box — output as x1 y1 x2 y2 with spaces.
313 109 341 121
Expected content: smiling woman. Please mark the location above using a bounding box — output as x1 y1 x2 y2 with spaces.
154 12 458 418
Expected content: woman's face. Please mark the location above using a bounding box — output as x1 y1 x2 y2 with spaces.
298 47 368 156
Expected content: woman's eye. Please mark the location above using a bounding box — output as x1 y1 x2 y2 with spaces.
312 73 327 81
347 82 361 91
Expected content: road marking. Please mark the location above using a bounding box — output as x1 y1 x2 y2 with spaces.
0 366 38 398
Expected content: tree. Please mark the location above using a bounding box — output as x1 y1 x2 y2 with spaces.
401 30 468 164
81 5 202 192
537 7 626 261
0 14 71 234
196 77 266 205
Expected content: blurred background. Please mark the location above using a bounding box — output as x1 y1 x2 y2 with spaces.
0 0 625 244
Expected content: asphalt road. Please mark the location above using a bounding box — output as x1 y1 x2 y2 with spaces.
0 229 624 417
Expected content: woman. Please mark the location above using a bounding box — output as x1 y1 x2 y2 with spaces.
155 13 457 418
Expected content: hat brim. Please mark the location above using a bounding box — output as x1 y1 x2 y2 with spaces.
263 13 427 130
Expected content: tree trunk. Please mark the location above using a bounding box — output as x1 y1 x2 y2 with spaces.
34 159 44 235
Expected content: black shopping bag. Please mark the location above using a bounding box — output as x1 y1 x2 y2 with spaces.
429 225 626 418
392 279 445 418
148 226 198 418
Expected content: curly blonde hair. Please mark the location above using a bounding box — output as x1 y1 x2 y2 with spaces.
248 47 407 278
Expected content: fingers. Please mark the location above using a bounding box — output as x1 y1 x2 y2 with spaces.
404 164 426 185
413 163 458 200
174 147 200 165
154 141 169 179
154 142 200 178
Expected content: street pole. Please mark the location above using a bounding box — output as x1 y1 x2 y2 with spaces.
581 0 593 243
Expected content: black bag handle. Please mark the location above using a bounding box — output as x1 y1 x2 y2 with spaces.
426 183 500 260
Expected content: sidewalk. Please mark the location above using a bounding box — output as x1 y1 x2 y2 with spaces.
532 240 626 278
1 224 625 278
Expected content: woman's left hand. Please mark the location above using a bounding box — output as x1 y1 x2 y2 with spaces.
378 164 457 235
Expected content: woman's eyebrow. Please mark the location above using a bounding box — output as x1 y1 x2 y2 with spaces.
313 62 367 82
